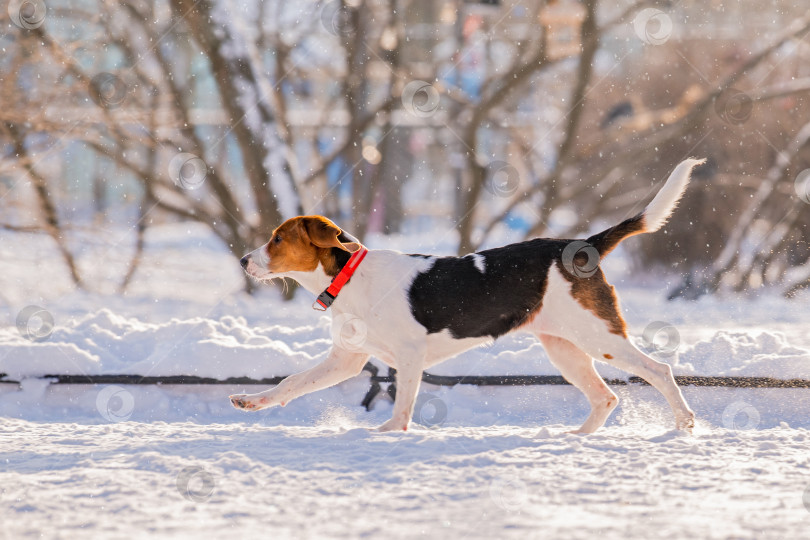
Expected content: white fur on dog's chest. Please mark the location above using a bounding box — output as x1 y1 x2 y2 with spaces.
326 251 435 364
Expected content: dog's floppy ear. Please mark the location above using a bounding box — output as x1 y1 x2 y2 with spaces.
302 216 361 253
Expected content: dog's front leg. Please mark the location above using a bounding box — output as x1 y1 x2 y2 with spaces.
376 352 425 432
229 347 369 411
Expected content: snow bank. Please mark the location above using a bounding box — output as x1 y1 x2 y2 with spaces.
677 330 810 379
0 308 332 379
1 308 808 380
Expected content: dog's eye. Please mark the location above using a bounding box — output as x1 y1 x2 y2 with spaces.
273 235 282 244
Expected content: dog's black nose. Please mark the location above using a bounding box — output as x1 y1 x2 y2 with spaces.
240 256 249 270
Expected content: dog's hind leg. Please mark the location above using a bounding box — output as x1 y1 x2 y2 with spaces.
572 331 695 432
229 347 369 411
538 333 618 433
539 266 695 432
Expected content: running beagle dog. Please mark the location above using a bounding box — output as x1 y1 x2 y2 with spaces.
231 159 703 433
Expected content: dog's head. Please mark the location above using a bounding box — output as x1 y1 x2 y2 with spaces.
240 215 361 280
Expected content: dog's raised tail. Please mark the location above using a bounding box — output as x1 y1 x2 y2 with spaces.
586 158 706 258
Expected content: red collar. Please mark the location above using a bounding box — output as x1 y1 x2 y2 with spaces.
312 247 369 311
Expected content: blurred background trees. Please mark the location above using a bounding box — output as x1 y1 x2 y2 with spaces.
2 0 810 298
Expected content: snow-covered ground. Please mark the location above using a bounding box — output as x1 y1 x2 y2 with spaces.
2 223 810 538
4 417 810 540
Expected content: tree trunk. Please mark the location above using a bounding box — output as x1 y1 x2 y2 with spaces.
6 124 83 288
170 0 302 241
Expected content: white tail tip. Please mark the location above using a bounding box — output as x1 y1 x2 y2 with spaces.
643 158 706 232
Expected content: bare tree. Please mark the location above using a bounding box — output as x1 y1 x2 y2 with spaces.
4 0 810 300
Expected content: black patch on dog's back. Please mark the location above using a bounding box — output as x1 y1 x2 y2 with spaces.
407 239 563 339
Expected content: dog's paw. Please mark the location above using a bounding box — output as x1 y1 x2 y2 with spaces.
230 394 261 411
230 393 275 411
373 419 409 432
675 410 696 433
